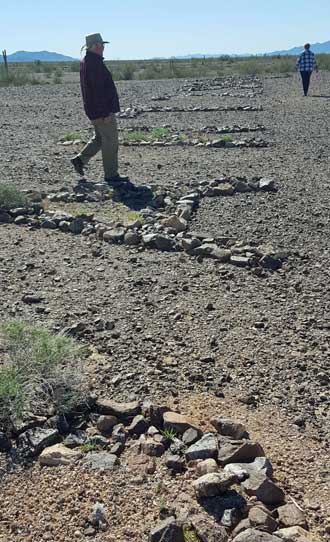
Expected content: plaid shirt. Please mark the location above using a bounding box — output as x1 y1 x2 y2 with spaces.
296 49 318 72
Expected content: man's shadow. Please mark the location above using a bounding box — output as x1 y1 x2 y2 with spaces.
111 183 154 210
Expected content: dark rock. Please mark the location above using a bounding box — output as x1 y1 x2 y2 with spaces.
193 472 237 498
185 433 218 462
63 432 86 448
191 513 228 542
18 428 60 456
0 432 12 452
249 506 279 532
277 504 307 528
166 455 186 473
96 399 141 419
211 418 249 440
109 442 125 456
259 254 282 271
182 427 201 446
163 411 199 434
153 234 175 252
96 415 118 435
0 212 13 223
86 435 109 449
128 415 149 435
22 293 44 304
141 437 166 457
218 439 264 466
124 231 141 246
149 517 184 542
112 424 127 444
243 474 285 505
41 219 57 229
69 218 84 234
82 452 119 470
232 528 282 541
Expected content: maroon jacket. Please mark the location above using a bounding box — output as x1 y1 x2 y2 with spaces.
80 51 120 120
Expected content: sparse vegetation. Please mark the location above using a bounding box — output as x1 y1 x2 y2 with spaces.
0 321 86 431
0 182 28 209
183 529 200 542
0 65 41 86
81 442 101 454
161 427 177 441
60 131 85 142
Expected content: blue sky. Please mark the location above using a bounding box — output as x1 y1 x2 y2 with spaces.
1 0 330 59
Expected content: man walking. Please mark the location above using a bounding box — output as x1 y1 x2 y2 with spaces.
296 43 318 96
71 33 129 186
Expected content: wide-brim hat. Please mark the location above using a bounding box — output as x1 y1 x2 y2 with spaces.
85 33 109 49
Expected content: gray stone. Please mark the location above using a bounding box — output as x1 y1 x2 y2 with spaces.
63 433 86 448
233 529 282 542
22 293 44 304
18 428 60 456
224 456 273 479
0 212 13 223
162 215 187 233
41 219 57 229
59 220 71 232
69 218 84 234
232 519 252 538
182 427 201 446
249 506 279 533
180 237 201 251
218 439 265 466
259 177 276 191
196 458 219 476
185 433 218 462
103 227 126 243
275 526 314 541
211 418 249 440
163 411 199 434
112 424 127 444
82 452 119 470
193 472 237 498
222 508 240 528
166 455 186 473
124 231 141 246
153 234 175 251
191 513 228 542
96 415 118 435
0 432 11 452
96 398 141 419
127 415 149 435
149 517 184 542
109 442 125 456
277 504 307 529
86 435 109 449
243 474 285 505
14 215 28 225
260 254 282 271
230 255 251 267
141 437 165 457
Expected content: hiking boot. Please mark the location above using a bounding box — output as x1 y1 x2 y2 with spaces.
71 156 85 177
105 174 130 185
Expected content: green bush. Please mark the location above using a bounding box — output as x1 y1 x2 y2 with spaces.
0 321 86 431
0 182 27 209
0 66 41 86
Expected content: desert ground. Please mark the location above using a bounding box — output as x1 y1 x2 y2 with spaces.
0 72 330 541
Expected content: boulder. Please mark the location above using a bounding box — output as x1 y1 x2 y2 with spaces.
96 399 141 419
182 427 201 446
69 218 84 234
218 439 264 466
193 472 237 498
196 458 219 476
149 517 184 542
96 415 118 435
162 215 187 233
232 528 283 542
127 415 149 435
124 231 141 246
191 513 228 542
211 418 249 440
277 504 307 529
185 433 218 462
163 411 199 434
39 444 82 466
224 457 273 479
18 428 60 456
243 474 285 505
103 227 126 243
275 526 316 542
0 432 11 452
141 437 166 457
249 506 279 533
82 452 119 470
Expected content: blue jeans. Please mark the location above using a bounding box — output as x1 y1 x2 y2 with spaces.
300 71 312 96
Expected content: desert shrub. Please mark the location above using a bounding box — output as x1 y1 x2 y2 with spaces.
69 61 81 73
318 54 330 71
60 131 84 142
52 67 63 84
0 65 41 86
0 321 87 431
0 181 27 209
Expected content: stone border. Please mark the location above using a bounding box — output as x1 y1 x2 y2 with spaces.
118 105 263 118
0 176 284 272
0 399 315 542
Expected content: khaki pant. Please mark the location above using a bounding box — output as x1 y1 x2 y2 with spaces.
78 113 118 179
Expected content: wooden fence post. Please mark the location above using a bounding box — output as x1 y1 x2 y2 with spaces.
2 50 8 76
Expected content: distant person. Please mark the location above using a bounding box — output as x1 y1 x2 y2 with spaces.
296 43 318 96
71 33 129 186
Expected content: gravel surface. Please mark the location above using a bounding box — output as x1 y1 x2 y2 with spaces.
1 73 330 540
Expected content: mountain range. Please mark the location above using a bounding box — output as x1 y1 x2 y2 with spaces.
1 40 330 63
0 50 77 62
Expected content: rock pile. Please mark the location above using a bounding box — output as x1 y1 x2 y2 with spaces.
0 400 318 541
0 177 285 271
